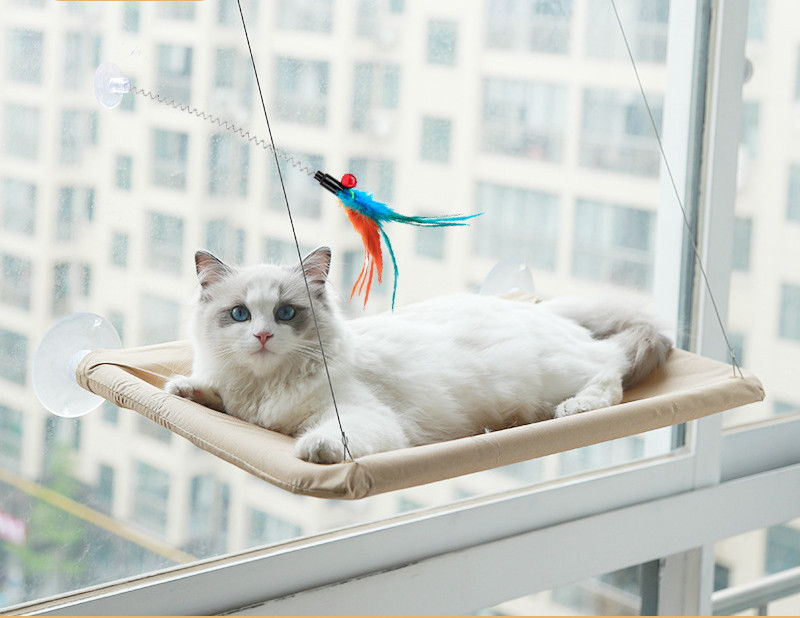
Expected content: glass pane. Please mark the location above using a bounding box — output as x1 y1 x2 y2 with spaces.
483 563 647 615
0 0 688 607
725 0 800 426
714 517 800 616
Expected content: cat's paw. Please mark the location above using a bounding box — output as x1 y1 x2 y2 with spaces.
554 396 607 418
164 376 225 412
295 431 347 464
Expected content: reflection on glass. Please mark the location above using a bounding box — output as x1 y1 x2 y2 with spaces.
0 0 686 608
726 0 800 426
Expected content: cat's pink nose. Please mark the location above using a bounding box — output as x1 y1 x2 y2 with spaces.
255 331 273 346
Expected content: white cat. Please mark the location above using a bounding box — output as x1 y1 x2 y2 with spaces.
165 247 672 464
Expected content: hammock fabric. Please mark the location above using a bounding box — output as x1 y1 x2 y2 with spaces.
75 305 764 500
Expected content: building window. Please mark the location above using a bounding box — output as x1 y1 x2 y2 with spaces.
96 464 115 514
421 117 452 163
728 332 745 367
206 219 246 265
189 476 230 549
1 178 36 235
140 294 180 345
111 232 129 267
214 48 236 89
102 401 119 424
248 508 302 547
133 461 170 535
348 157 395 202
157 2 195 20
427 20 457 65
355 0 403 37
275 57 329 126
787 165 800 222
157 44 193 104
108 310 125 344
218 0 259 25
147 211 184 275
264 238 312 266
732 217 752 271
7 29 44 83
585 0 668 63
116 155 133 191
747 0 767 40
136 416 172 444
481 78 566 162
572 199 656 290
63 32 101 90
474 182 560 270
56 186 95 241
52 262 71 316
486 0 571 55
778 283 800 342
80 264 91 297
209 134 249 197
580 89 662 177
278 0 333 32
415 224 446 260
352 63 400 134
1 254 32 310
268 153 323 217
740 101 760 160
122 2 140 32
0 404 23 469
61 110 98 165
152 129 189 190
766 524 800 575
0 328 27 385
3 104 40 159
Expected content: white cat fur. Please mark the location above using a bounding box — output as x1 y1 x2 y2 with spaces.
165 247 672 464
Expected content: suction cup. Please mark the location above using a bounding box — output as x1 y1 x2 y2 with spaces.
480 260 536 296
32 313 121 418
94 62 131 109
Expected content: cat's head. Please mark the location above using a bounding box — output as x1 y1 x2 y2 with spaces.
189 247 339 377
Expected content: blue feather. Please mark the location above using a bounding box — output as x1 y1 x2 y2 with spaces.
336 187 481 309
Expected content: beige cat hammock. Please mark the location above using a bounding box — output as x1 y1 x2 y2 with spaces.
41 296 760 500
31 0 764 499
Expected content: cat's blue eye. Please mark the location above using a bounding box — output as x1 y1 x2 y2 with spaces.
230 305 251 322
276 305 296 321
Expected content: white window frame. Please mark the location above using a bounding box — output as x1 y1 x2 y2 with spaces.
13 0 800 615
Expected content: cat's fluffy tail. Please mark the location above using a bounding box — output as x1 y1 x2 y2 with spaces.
542 296 673 388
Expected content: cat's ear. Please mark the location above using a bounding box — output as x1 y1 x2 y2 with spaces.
300 246 331 287
195 251 232 291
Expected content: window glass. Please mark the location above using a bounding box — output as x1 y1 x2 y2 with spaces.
278 0 333 33
0 0 699 607
714 517 800 616
7 29 43 83
726 0 800 426
486 0 572 54
427 20 458 66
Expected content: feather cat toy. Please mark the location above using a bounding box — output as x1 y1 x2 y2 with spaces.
314 171 479 308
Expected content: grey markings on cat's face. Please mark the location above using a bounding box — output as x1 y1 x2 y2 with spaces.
191 247 337 375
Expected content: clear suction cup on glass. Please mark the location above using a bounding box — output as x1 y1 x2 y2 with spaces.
480 260 536 296
32 313 121 418
94 62 131 109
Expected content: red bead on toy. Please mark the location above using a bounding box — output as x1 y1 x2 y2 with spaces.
341 173 357 189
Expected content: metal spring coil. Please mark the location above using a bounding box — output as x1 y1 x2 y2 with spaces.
133 86 315 177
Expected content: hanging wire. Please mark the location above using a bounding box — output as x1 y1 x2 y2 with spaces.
609 0 744 378
235 0 353 461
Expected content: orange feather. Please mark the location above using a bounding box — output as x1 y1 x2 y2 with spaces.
345 208 383 306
